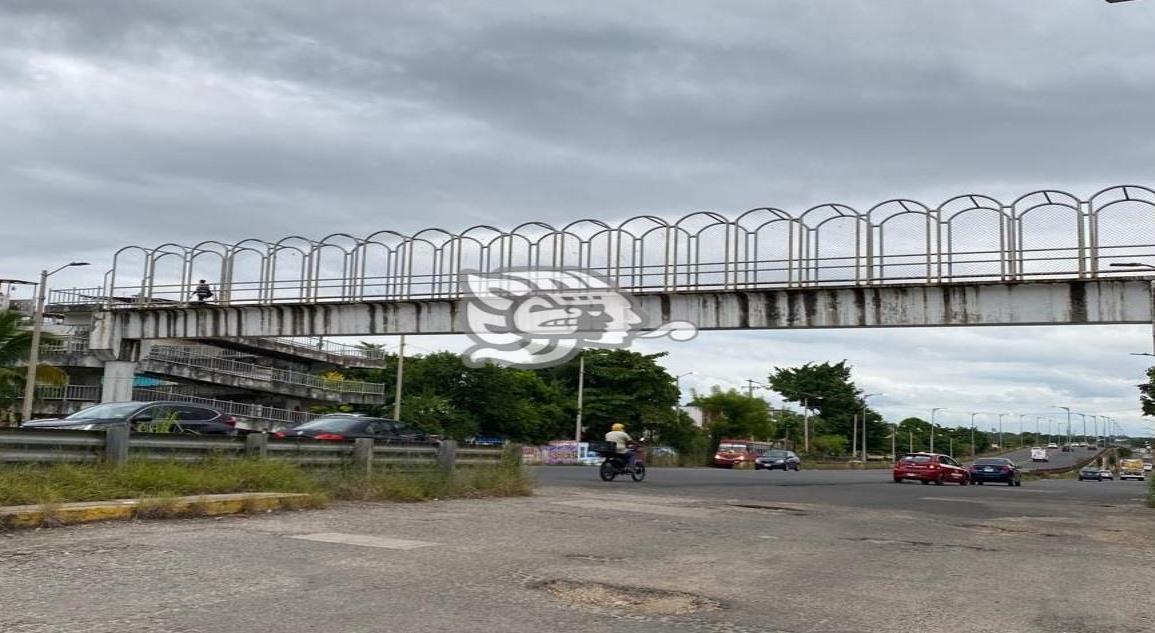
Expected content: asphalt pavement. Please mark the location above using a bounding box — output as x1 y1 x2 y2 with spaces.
535 465 1147 519
990 443 1103 471
2 467 1152 633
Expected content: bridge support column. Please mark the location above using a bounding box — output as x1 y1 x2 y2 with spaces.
100 361 138 403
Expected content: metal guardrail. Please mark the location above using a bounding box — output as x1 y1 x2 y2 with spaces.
146 346 386 396
0 428 505 469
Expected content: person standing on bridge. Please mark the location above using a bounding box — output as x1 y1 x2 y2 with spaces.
192 279 214 303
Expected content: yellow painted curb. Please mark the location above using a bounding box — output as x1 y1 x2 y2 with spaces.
0 492 316 530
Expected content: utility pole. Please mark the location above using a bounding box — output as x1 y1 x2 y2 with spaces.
970 412 979 459
803 397 811 453
575 352 585 442
20 261 89 424
392 335 406 420
930 408 946 453
852 414 858 462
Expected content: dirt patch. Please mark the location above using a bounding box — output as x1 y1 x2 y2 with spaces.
538 579 721 615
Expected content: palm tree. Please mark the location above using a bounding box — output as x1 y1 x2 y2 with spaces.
0 310 66 416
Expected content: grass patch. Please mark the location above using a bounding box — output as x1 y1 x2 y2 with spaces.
0 458 534 507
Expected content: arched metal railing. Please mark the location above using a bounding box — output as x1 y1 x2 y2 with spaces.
47 185 1155 308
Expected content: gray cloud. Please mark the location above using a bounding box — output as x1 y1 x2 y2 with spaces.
2 1 1153 435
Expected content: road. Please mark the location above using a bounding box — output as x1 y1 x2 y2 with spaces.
991 444 1102 471
1 468 1152 633
536 465 1145 519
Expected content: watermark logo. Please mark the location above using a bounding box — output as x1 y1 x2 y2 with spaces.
461 268 697 368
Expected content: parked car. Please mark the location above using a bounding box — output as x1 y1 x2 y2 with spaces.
754 449 801 471
20 401 238 435
969 458 1022 486
1144 462 1153 473
1100 469 1114 480
273 416 432 443
892 453 969 485
1078 466 1103 481
1047 442 1059 449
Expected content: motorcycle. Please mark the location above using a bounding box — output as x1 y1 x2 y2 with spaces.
595 441 646 482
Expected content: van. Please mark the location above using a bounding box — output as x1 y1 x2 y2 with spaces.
1030 447 1048 462
1119 459 1146 481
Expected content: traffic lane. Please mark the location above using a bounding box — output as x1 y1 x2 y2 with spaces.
994 444 1101 471
533 466 1148 520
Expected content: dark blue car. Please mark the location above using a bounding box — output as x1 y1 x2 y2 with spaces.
968 457 1022 486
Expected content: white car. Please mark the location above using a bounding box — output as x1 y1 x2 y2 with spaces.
1144 463 1153 473
1030 447 1048 462
1047 443 1059 449
1100 469 1114 480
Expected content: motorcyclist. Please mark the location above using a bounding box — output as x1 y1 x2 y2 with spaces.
604 423 636 471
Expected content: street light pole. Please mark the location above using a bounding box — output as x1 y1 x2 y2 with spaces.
998 413 1007 449
575 352 585 442
674 371 694 419
930 407 946 453
1056 406 1072 447
392 335 406 420
862 393 881 462
19 262 89 424
970 412 979 459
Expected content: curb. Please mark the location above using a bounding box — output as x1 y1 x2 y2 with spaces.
0 492 317 530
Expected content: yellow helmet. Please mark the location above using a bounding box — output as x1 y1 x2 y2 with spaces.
611 423 626 432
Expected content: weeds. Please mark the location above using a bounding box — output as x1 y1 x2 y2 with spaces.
0 458 532 507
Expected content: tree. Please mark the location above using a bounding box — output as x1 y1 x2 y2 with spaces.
691 387 773 454
0 310 65 417
543 349 681 441
768 361 888 451
1139 367 1155 417
811 434 848 457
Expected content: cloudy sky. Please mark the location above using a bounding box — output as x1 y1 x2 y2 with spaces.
2 1 1154 437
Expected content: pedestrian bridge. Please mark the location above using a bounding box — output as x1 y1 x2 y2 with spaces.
40 184 1154 347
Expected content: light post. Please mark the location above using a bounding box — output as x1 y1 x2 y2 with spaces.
1056 406 1072 447
674 372 694 417
392 335 406 420
1018 413 1026 447
930 407 946 453
1035 416 1043 446
862 393 881 461
20 262 90 424
998 413 1008 450
799 392 824 454
575 351 585 442
1074 412 1087 445
969 412 980 458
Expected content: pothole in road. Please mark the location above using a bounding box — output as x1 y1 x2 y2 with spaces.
726 503 809 516
538 579 721 615
844 537 997 552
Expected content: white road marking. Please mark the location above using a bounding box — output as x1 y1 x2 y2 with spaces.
288 533 438 550
981 488 1059 494
920 497 988 504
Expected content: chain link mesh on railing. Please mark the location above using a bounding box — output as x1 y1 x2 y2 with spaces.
145 346 386 395
39 185 1155 309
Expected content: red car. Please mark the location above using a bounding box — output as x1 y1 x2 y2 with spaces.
892 452 970 485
